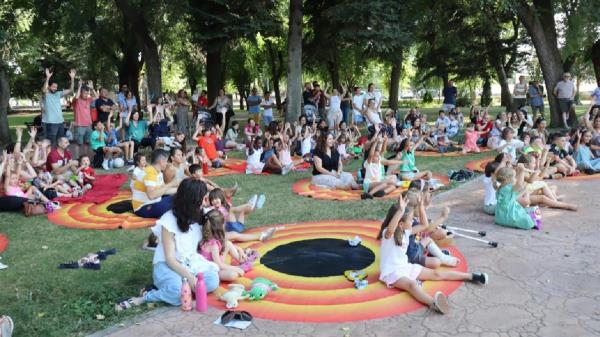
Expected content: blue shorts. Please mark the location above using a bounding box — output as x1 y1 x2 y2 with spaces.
263 115 273 127
354 114 364 124
225 221 245 233
406 235 426 266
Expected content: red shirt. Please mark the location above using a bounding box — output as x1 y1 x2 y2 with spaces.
198 134 218 160
46 148 73 173
198 96 208 108
478 121 493 138
73 97 94 127
81 166 96 184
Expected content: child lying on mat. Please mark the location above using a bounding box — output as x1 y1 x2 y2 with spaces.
378 194 488 314
199 209 258 281
208 189 278 243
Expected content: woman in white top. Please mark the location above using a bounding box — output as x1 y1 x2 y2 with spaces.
363 98 383 127
115 179 220 311
378 194 489 314
324 88 343 132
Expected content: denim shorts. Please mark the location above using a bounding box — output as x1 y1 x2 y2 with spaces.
225 221 245 233
406 235 426 266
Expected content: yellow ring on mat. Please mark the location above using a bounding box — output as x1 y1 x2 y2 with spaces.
208 219 468 322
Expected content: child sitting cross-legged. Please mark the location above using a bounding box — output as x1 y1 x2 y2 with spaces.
377 194 489 314
199 210 257 281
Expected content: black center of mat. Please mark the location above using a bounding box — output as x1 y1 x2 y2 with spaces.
261 238 375 277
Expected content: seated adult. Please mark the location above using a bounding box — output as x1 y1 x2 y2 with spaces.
90 121 122 170
115 179 220 311
131 149 179 218
163 148 188 184
311 133 360 190
46 137 79 179
125 110 153 152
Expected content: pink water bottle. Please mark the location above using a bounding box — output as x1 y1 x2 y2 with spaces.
181 278 192 311
195 272 208 312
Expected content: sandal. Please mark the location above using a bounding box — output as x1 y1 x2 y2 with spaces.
344 270 367 282
114 297 143 312
220 310 253 324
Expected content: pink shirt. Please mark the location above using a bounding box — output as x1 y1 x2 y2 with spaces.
464 130 478 149
73 97 94 127
6 185 27 198
199 239 222 261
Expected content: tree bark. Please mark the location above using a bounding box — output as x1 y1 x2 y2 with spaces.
493 62 513 111
592 39 600 86
388 54 403 111
515 1 564 127
265 40 284 109
0 66 11 146
285 0 303 123
118 42 143 100
206 44 224 104
328 45 341 90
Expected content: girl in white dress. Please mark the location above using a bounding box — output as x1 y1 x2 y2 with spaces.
246 137 265 175
377 194 489 314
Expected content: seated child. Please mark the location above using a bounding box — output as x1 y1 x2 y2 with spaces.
462 123 486 154
497 128 524 163
392 136 432 181
78 155 95 189
482 161 501 215
378 194 488 314
548 132 578 177
493 165 535 229
246 136 265 175
361 135 400 199
199 210 255 281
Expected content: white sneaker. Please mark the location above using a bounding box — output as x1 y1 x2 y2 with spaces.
248 194 258 209
282 164 293 175
102 161 110 170
0 261 7 270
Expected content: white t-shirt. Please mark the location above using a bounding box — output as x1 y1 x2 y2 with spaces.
365 91 382 112
301 137 312 156
365 109 382 126
247 148 263 166
555 80 575 99
483 176 496 206
352 94 364 115
379 228 411 281
499 139 524 162
513 83 527 99
152 211 218 274
329 95 341 112
261 98 274 117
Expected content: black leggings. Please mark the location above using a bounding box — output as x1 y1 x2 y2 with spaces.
0 196 28 212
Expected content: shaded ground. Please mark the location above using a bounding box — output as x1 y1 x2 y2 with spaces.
89 177 600 337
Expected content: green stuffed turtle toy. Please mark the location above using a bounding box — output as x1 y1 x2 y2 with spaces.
244 277 279 301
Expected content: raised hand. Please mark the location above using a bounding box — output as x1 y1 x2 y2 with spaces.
69 69 77 79
45 68 53 78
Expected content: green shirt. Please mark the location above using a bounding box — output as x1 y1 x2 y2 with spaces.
400 151 416 172
494 184 534 229
128 120 147 142
90 130 106 150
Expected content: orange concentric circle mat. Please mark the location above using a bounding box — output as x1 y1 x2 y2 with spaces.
47 191 156 230
208 220 468 322
292 174 450 201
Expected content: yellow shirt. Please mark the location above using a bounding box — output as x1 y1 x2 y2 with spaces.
131 165 164 211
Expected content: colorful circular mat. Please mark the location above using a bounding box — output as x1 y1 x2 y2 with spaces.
292 174 450 201
47 191 156 230
206 158 247 177
415 147 492 157
208 220 468 322
0 233 8 254
464 157 600 180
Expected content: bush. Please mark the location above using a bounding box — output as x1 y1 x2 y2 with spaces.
456 92 471 107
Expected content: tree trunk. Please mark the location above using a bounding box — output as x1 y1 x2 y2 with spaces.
494 62 513 111
0 66 11 146
142 35 161 104
515 1 564 127
188 76 197 94
265 40 284 109
328 46 341 90
206 45 224 104
388 55 403 111
592 39 600 86
285 0 303 123
118 43 143 100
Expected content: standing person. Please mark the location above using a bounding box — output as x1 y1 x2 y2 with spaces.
131 149 180 219
175 89 191 136
42 68 76 147
528 80 545 120
553 72 576 128
442 80 457 113
312 83 327 123
247 88 262 124
326 88 343 132
72 81 97 159
261 91 276 127
95 87 116 124
191 89 199 120
341 88 352 124
352 86 365 126
208 88 233 130
364 83 382 120
513 75 528 109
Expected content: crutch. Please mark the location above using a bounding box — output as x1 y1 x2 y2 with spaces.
446 230 498 248
440 225 486 237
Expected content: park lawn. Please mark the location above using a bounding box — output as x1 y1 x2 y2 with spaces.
0 144 494 337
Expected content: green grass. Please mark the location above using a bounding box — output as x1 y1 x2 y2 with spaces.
0 105 523 336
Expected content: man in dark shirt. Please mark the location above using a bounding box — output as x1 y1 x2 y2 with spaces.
95 88 115 124
442 80 457 112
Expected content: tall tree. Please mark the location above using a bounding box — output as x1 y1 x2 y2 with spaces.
286 0 303 123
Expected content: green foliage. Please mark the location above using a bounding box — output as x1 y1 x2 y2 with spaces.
480 75 492 107
422 91 433 103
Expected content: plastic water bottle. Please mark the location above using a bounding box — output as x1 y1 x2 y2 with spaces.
202 161 209 175
181 278 192 311
195 273 208 312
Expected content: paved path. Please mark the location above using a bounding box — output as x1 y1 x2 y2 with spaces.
89 177 600 337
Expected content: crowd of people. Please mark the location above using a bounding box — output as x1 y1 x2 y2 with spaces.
2 67 600 317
